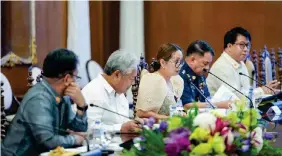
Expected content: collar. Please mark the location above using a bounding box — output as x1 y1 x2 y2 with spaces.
222 52 243 70
181 62 198 81
98 74 116 96
41 78 62 104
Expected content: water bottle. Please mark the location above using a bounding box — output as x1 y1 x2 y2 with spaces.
92 120 105 146
176 99 184 111
170 104 177 117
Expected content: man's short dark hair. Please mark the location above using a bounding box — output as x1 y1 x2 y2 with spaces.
43 48 79 78
186 40 215 57
224 27 251 49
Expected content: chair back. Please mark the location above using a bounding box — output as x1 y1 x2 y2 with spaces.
245 55 256 88
262 46 273 84
86 60 103 82
251 50 259 87
278 48 282 89
0 73 13 110
131 56 148 117
27 66 43 87
270 48 277 81
1 81 7 140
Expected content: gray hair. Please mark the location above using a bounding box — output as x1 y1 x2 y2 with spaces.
104 49 139 75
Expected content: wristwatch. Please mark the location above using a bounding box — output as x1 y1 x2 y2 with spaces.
77 104 88 112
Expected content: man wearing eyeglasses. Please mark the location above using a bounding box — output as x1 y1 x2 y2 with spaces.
207 27 280 99
2 48 88 156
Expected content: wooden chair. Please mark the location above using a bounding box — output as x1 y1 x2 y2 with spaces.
245 54 256 88
270 48 277 81
259 46 273 85
1 81 8 140
131 56 148 117
85 60 103 82
251 50 259 88
278 48 282 89
1 73 21 124
1 73 13 111
27 66 43 87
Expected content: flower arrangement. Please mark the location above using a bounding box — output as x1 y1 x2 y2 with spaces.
122 99 282 156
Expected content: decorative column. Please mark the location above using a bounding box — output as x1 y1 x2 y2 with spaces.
67 1 91 88
120 1 144 58
120 1 145 105
30 0 37 64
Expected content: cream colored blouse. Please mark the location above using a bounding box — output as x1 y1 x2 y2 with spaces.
136 71 184 116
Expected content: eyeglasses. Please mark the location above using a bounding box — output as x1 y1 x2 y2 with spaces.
234 42 251 50
168 59 184 68
69 73 81 82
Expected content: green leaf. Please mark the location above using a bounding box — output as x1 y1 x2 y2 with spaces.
257 141 282 156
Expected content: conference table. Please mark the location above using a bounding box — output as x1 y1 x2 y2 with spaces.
41 109 282 155
41 133 138 156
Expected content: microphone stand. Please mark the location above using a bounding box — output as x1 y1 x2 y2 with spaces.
90 104 132 120
239 72 276 97
189 80 216 109
17 119 90 152
89 104 143 135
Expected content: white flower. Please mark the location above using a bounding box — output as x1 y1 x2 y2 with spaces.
193 112 217 132
251 127 263 152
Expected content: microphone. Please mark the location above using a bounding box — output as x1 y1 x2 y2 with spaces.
204 69 255 108
188 79 216 109
89 104 133 121
239 72 276 96
17 119 91 152
89 104 143 132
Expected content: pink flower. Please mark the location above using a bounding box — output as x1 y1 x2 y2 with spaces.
221 127 234 146
212 118 229 135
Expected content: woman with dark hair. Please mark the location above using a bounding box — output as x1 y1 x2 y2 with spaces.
135 43 184 120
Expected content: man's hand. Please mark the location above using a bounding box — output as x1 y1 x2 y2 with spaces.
67 129 87 138
64 82 85 107
215 100 233 109
263 80 281 94
121 121 141 133
68 129 87 145
73 134 85 145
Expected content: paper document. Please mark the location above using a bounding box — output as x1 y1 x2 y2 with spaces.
211 84 240 103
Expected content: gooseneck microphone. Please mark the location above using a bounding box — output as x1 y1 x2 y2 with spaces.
239 72 276 96
204 69 255 108
189 80 216 109
17 119 90 152
89 104 143 131
89 104 134 121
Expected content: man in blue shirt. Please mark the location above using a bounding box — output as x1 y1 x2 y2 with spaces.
2 48 88 156
179 40 231 109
